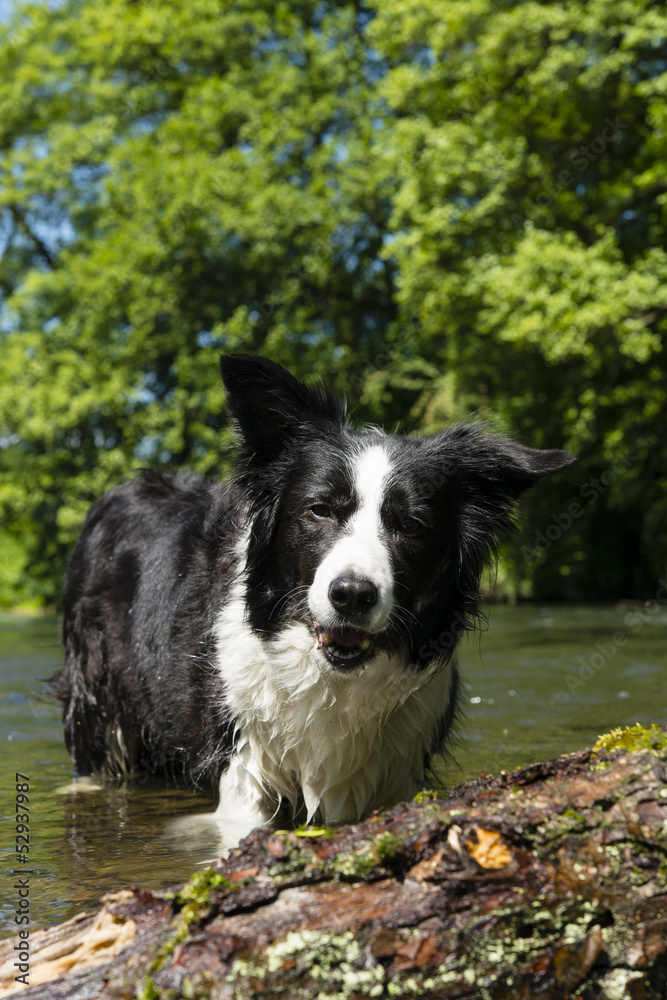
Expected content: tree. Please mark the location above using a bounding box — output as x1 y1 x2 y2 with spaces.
368 0 667 598
1 0 666 605
0 0 405 604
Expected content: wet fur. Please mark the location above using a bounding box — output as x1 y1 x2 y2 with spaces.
54 355 574 831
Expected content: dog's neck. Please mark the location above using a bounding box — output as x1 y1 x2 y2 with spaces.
213 573 454 829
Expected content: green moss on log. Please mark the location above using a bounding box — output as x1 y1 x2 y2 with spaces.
593 722 667 756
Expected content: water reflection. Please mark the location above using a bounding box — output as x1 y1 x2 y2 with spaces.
444 603 666 783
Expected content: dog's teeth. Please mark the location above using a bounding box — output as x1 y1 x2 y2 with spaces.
359 638 371 650
321 632 334 646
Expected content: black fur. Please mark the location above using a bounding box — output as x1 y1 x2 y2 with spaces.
54 354 575 802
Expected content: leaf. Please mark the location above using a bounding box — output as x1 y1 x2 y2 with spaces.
465 828 512 870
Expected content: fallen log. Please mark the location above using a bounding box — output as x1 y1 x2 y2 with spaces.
2 725 667 999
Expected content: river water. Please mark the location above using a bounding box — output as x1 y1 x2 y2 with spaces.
1 603 664 936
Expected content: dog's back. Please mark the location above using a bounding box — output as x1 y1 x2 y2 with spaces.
56 470 236 785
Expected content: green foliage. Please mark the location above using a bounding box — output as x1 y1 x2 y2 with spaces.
0 0 401 604
593 723 667 756
369 0 667 598
0 0 666 604
0 533 29 607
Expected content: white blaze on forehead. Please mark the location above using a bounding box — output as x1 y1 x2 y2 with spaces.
354 443 393 516
308 443 395 632
350 443 393 544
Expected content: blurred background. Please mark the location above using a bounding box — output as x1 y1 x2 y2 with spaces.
0 0 665 609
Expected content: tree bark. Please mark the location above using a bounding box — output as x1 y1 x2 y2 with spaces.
2 737 667 999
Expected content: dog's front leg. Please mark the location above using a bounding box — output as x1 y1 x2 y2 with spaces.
214 751 279 845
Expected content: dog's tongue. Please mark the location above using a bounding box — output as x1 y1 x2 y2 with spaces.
327 627 368 648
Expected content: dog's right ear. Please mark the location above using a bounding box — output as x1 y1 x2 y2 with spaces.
220 354 346 463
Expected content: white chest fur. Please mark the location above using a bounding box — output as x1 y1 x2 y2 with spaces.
213 576 453 834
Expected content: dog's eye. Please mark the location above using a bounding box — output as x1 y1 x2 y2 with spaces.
399 515 421 534
308 503 332 519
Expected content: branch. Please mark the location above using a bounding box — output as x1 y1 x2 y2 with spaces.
7 204 56 268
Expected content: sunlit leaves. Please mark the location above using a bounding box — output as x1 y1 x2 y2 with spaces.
0 0 388 603
1 0 666 604
370 0 667 597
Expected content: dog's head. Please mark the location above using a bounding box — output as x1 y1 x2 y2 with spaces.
220 354 575 670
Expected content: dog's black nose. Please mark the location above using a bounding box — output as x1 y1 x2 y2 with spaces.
328 575 378 616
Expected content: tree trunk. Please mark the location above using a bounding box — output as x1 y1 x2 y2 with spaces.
2 732 667 999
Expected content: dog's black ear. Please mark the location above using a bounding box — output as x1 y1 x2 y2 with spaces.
220 354 346 462
411 430 576 666
434 428 577 582
429 424 576 559
477 436 577 496
434 425 576 499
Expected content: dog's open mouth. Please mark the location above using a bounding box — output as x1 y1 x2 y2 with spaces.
315 624 375 669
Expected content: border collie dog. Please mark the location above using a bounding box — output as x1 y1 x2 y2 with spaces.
56 355 574 838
